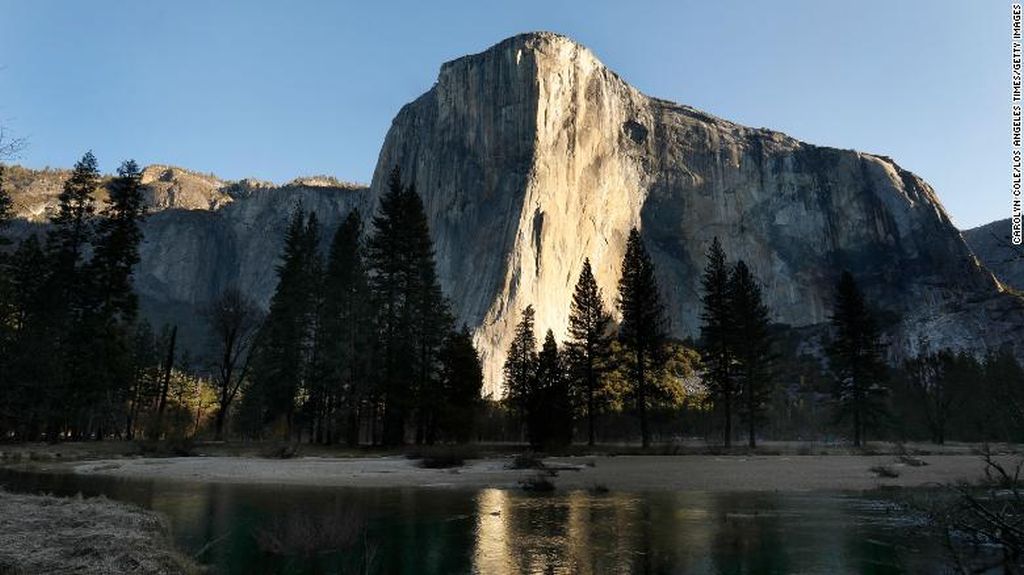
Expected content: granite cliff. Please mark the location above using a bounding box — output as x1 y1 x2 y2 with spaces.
370 32 1024 389
964 218 1024 292
6 32 1022 394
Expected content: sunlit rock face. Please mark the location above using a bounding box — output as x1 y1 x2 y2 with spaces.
370 32 1023 393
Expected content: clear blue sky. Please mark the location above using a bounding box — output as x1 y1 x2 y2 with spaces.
0 1 1007 228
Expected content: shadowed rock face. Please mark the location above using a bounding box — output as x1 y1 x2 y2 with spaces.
370 32 1023 392
964 218 1024 292
5 164 370 353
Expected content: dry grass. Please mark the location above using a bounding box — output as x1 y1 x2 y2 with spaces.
0 490 202 574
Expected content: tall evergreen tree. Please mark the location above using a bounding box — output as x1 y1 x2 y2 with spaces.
617 227 668 449
700 237 737 447
246 206 320 438
727 260 774 448
45 151 100 437
91 160 145 323
366 167 452 446
565 258 613 446
536 329 573 449
312 209 376 445
828 271 889 447
438 326 484 443
504 305 538 434
90 160 147 438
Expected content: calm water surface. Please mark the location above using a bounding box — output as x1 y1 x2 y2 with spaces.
0 467 946 574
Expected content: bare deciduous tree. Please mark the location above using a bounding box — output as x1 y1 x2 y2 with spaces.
205 287 263 440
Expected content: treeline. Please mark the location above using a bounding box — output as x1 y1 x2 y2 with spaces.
0 153 213 440
2 153 1023 448
500 232 1024 449
215 167 483 446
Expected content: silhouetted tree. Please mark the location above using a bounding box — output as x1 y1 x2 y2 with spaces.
700 237 737 447
246 206 320 438
536 329 573 449
828 271 888 447
366 167 452 446
565 258 613 446
504 305 538 441
727 260 774 448
438 326 484 443
206 287 262 440
617 227 668 448
310 209 376 445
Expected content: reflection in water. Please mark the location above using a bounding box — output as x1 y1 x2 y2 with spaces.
0 468 939 574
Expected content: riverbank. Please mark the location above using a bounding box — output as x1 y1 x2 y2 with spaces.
0 490 201 574
50 451 1009 492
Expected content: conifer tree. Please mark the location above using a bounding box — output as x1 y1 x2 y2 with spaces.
438 326 484 443
727 260 774 448
366 167 452 446
313 209 375 445
46 152 100 437
700 237 737 447
565 258 613 446
617 227 668 448
504 305 538 433
828 271 889 447
246 206 320 438
91 160 145 322
536 329 573 449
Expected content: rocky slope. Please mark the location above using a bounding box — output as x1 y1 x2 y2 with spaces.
964 218 1024 291
370 32 1024 390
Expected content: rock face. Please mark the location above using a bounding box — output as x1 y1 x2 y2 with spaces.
5 165 369 352
370 32 1024 391
7 32 1022 394
964 218 1024 291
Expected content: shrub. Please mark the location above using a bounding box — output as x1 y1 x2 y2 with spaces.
414 445 479 469
519 473 556 492
870 465 900 478
507 452 545 470
259 443 300 459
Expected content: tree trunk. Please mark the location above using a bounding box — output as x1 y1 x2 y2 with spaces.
589 366 598 448
724 390 732 449
637 348 649 449
853 407 862 448
154 326 177 439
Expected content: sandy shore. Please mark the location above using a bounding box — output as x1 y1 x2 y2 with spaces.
0 490 201 574
63 453 1009 492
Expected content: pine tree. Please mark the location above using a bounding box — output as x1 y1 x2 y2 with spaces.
828 271 889 447
565 258 613 446
313 209 375 445
536 329 573 449
246 206 320 438
366 167 452 446
504 305 538 431
438 326 484 443
617 227 668 449
727 260 774 448
91 160 145 323
90 160 147 438
700 237 737 447
45 151 100 437
0 165 14 409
